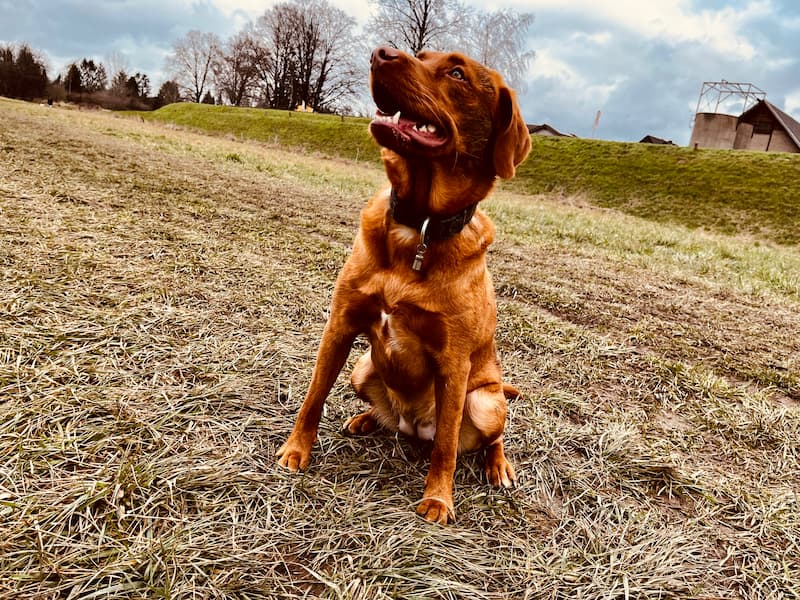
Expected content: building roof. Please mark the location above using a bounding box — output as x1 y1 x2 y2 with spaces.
639 135 675 145
527 123 575 137
740 99 800 150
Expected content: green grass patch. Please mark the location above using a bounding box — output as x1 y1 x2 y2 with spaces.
130 103 800 246
132 103 381 164
511 136 800 245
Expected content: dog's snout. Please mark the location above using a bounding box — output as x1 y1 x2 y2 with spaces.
371 46 401 69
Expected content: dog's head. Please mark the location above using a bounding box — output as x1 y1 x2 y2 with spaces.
369 46 531 201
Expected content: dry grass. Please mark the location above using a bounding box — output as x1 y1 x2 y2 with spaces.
1 97 799 599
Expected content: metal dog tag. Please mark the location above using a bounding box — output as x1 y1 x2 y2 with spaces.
412 243 427 271
412 218 431 272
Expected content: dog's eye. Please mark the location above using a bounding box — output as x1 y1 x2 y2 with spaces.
448 67 465 80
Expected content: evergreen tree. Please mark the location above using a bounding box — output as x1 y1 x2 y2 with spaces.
64 63 83 94
15 45 48 99
125 75 140 97
156 80 181 106
79 59 107 92
0 45 13 97
110 69 129 96
0 44 48 99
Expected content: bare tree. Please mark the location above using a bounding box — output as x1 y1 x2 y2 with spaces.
368 0 460 55
367 0 534 88
254 3 298 109
310 2 362 112
457 9 535 90
165 30 221 103
104 51 129 83
252 0 360 112
214 29 262 106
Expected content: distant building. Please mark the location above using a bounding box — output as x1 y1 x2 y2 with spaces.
527 123 575 137
690 99 800 153
639 135 675 145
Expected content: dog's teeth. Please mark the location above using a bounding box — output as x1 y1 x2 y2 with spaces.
414 124 437 134
392 111 401 124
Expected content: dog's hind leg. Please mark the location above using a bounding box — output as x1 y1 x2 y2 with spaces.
460 384 517 488
344 352 394 435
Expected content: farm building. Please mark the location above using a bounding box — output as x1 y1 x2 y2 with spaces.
690 99 800 153
640 135 675 145
527 123 575 137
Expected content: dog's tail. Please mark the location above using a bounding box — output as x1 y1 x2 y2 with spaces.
503 383 522 400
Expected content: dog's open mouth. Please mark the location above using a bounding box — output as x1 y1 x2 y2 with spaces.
372 110 446 146
371 109 447 151
369 83 448 153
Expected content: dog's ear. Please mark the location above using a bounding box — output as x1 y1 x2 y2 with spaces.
492 86 531 179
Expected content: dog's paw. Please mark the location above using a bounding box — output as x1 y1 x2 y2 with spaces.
342 412 378 436
276 437 312 472
416 496 455 525
485 452 517 489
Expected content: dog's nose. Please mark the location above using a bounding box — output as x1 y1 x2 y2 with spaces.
371 46 401 68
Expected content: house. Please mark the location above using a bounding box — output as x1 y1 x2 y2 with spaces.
690 99 800 153
527 123 575 137
639 135 675 145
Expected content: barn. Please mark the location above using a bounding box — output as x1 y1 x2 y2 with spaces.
690 99 800 153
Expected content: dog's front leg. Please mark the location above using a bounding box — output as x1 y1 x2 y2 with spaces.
417 362 471 525
276 320 356 471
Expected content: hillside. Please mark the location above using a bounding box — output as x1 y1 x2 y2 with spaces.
135 102 800 246
1 97 799 598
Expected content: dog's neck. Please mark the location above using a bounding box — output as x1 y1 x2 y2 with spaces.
389 187 476 241
383 152 491 240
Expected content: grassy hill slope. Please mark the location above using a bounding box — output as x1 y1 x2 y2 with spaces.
135 102 800 246
137 103 380 164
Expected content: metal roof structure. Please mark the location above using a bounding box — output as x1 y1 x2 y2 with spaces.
694 81 766 117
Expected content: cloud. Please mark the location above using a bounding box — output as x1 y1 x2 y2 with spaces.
505 0 770 58
0 0 241 84
514 0 800 143
786 90 800 115
1 0 798 143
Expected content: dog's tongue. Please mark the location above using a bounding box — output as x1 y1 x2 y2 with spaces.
371 110 446 149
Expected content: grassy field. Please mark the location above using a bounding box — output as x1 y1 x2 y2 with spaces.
135 102 800 246
1 96 799 599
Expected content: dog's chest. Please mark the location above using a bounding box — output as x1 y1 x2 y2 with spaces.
360 273 446 381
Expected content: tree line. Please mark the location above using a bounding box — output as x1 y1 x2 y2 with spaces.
0 44 48 101
0 0 533 114
169 0 534 113
0 44 181 110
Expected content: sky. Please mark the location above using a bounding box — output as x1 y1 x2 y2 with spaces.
1 0 799 145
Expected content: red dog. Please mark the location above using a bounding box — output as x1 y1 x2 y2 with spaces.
277 47 530 524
